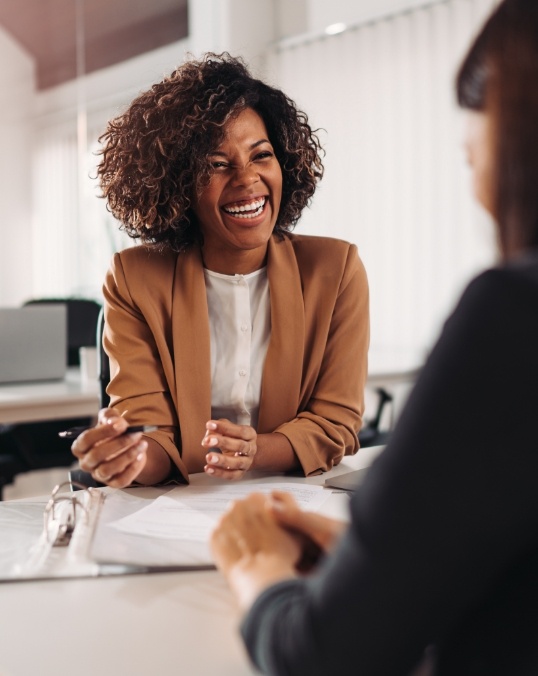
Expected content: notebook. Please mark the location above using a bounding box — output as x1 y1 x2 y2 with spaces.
0 306 67 383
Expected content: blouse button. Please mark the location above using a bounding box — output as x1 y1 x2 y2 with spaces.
239 369 247 377
240 323 248 332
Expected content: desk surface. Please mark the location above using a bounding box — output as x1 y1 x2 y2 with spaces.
0 367 100 425
0 446 383 676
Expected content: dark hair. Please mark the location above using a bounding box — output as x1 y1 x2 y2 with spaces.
97 53 324 251
457 0 538 257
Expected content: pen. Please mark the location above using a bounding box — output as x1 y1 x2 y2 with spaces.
58 425 158 440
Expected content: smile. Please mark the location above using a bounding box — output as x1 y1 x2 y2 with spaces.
222 197 266 219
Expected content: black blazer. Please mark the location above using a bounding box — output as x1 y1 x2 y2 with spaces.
241 250 538 676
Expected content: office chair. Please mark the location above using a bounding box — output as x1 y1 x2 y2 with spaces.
96 306 111 409
358 387 393 448
0 298 102 497
0 434 27 500
69 306 109 490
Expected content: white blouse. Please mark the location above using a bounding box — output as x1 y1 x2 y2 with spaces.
204 267 271 430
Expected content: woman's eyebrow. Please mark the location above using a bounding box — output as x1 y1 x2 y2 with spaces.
208 139 272 157
250 138 271 149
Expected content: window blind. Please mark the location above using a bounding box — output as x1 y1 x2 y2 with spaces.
267 0 498 352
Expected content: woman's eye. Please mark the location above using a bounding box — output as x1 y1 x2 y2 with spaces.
254 151 273 161
211 161 229 170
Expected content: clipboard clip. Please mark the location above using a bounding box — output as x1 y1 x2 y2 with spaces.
43 480 91 547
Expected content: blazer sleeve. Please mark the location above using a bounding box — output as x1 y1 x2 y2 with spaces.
240 267 538 674
274 244 369 474
102 252 185 479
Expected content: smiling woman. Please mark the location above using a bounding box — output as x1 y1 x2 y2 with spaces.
72 53 369 489
192 108 283 274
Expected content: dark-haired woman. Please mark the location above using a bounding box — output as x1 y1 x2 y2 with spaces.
210 1 538 674
71 54 369 487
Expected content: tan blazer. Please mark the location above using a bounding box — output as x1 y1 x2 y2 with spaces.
102 233 369 481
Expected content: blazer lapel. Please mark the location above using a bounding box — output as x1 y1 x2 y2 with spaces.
172 245 212 471
258 236 305 433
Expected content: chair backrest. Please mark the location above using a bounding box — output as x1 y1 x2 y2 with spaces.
96 306 111 408
358 387 393 448
69 308 110 490
24 298 102 366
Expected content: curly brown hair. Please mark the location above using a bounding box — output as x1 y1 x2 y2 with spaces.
97 52 324 251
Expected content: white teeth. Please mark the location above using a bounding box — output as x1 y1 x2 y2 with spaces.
223 197 266 216
233 204 264 219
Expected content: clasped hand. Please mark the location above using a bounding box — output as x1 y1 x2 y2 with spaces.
202 418 257 479
210 491 346 610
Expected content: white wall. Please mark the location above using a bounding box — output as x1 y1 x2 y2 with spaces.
35 40 194 128
306 0 446 32
275 0 447 41
0 26 35 307
188 0 275 73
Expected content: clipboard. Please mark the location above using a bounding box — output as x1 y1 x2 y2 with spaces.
0 481 214 584
0 477 335 583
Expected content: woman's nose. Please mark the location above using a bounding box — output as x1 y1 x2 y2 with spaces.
231 162 259 187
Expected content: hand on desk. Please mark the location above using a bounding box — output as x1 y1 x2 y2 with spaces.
269 490 347 556
202 419 257 480
70 408 149 488
210 492 346 611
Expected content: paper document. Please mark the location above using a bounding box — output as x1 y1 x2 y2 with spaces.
0 482 337 580
108 483 331 542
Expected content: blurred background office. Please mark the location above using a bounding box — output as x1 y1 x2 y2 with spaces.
0 0 500 491
0 0 499 355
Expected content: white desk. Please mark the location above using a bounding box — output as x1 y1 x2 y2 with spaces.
0 446 383 676
0 368 100 425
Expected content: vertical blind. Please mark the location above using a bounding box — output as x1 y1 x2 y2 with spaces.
267 0 498 353
32 111 132 302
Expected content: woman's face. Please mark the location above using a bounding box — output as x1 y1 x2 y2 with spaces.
192 107 283 274
463 110 495 215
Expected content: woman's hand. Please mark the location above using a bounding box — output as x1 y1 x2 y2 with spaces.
269 490 347 556
210 493 300 610
202 419 257 480
70 408 148 488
